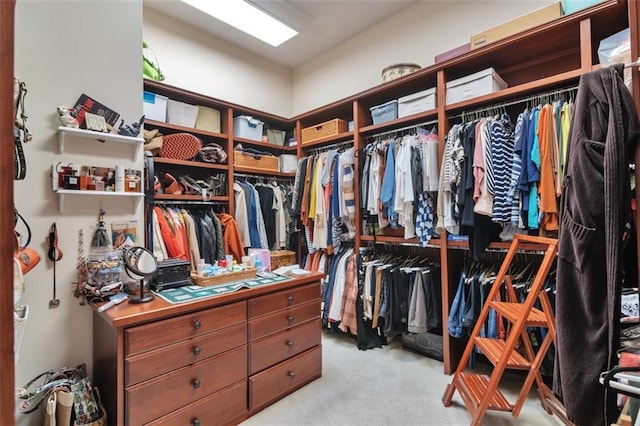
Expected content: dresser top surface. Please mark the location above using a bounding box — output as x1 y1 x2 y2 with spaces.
92 272 324 328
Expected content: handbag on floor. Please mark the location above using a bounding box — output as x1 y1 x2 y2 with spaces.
16 363 107 425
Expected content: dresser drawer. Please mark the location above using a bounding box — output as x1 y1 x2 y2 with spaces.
249 346 322 411
148 380 247 426
249 283 319 318
126 323 247 386
249 300 319 341
127 346 247 425
125 301 246 356
249 319 321 375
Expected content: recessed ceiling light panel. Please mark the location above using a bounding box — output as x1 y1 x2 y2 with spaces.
181 0 298 47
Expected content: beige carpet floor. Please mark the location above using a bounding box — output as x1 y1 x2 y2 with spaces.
240 331 564 426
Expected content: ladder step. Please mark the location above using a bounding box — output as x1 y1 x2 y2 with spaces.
490 302 549 327
456 373 513 412
474 337 531 370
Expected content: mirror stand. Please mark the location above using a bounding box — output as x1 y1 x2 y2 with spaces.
129 277 155 304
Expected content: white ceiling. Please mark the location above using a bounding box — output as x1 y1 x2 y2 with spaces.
143 0 419 68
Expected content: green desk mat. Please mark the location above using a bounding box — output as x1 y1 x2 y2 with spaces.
153 273 291 304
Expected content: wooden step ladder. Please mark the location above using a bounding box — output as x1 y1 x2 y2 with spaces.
442 234 559 425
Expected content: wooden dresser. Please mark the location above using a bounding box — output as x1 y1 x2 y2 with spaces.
92 272 323 425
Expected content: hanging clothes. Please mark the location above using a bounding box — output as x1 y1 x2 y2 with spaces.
217 212 245 263
554 65 640 426
294 147 357 251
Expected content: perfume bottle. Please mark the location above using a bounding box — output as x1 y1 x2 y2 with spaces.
125 169 141 193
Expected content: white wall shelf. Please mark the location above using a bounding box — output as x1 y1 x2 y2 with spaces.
57 126 143 161
55 189 144 213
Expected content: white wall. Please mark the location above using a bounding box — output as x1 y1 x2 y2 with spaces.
143 7 292 117
143 2 554 117
292 1 555 115
14 1 142 424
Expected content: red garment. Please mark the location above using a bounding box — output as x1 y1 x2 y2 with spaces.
153 206 187 260
217 213 245 263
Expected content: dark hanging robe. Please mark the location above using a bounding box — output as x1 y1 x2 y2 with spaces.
554 64 640 425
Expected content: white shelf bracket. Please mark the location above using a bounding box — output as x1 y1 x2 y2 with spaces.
58 192 65 213
57 131 65 154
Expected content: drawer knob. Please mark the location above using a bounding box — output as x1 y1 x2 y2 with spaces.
192 419 200 426
192 379 201 389
193 346 201 356
288 371 296 379
287 340 294 348
193 320 201 330
287 295 294 304
287 316 294 323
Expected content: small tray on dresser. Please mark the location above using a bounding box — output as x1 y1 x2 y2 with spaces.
191 267 257 287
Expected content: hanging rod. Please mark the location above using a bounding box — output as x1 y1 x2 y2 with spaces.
624 57 640 68
153 199 226 206
233 172 294 182
304 139 354 155
451 85 579 121
366 120 438 141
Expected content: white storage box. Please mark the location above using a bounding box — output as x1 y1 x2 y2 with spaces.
143 91 167 122
195 106 221 133
370 100 398 125
234 116 264 141
446 68 507 105
279 154 298 173
167 99 198 128
398 88 437 117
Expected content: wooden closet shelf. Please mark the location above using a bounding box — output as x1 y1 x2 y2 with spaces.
153 157 228 170
444 68 584 113
359 109 438 135
145 119 227 140
299 131 354 149
233 137 297 152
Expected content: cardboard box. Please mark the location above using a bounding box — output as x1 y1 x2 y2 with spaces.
446 68 507 104
562 0 605 15
435 43 471 64
279 154 297 173
195 106 221 133
471 2 563 50
167 100 198 128
398 88 436 117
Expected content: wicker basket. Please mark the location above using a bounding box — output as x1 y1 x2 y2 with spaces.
270 250 296 270
233 151 278 172
191 267 257 287
301 119 348 144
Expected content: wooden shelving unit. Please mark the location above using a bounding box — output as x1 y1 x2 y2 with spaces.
142 0 640 381
289 0 633 376
143 80 295 216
